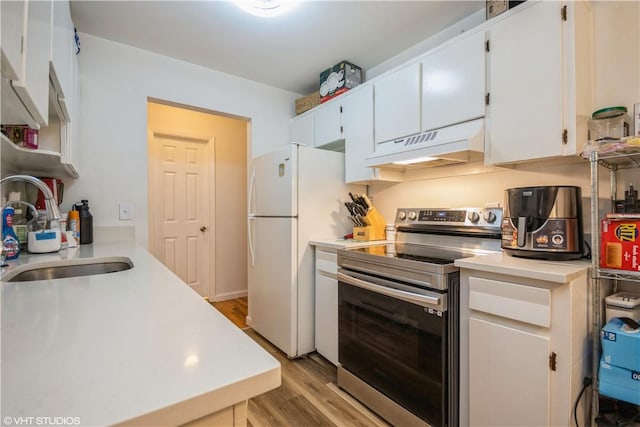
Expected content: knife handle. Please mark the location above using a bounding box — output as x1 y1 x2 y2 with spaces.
362 194 373 210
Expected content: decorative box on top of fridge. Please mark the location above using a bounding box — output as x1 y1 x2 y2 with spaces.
319 61 362 103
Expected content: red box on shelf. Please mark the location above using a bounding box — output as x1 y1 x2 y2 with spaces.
600 218 640 272
1 125 38 149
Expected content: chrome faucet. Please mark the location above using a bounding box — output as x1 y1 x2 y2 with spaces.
0 175 62 222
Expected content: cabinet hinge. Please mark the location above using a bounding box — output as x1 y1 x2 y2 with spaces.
485 93 490 106
561 5 567 21
549 352 557 371
340 106 343 114
340 125 343 134
485 39 490 52
562 129 568 144
20 36 24 54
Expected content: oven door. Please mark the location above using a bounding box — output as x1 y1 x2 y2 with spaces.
337 268 451 427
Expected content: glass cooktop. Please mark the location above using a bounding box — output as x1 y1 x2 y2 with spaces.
348 243 475 266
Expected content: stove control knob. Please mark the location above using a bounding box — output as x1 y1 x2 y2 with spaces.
397 211 407 220
467 211 480 223
408 211 418 221
484 211 497 223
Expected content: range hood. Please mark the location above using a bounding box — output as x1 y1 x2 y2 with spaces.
365 118 485 170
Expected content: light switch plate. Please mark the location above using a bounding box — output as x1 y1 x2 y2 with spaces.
119 202 134 220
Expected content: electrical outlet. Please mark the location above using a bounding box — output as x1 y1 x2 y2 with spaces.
119 202 134 220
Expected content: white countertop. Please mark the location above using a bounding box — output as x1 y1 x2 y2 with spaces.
454 252 590 283
1 242 280 426
309 238 394 250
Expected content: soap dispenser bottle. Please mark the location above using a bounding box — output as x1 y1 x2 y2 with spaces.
74 200 93 244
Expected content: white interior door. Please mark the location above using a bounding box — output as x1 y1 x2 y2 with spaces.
150 130 212 297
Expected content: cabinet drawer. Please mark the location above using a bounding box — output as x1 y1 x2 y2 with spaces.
468 277 551 327
316 250 338 275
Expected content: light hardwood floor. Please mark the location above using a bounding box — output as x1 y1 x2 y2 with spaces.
211 298 389 427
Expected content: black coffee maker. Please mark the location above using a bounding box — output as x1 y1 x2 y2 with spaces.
501 186 584 260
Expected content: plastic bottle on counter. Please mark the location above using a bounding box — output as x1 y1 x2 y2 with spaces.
68 209 80 245
12 206 28 251
74 200 93 244
2 207 21 260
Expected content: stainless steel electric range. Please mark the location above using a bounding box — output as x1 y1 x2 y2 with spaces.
337 207 503 427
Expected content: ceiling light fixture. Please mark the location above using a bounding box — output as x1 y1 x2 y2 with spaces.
234 0 298 18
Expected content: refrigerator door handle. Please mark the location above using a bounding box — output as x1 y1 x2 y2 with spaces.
248 216 255 267
248 166 256 215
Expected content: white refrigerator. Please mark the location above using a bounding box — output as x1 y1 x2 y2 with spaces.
247 143 364 358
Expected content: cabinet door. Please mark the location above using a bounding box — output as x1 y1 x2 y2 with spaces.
291 113 314 147
374 62 421 143
487 2 564 164
421 31 486 131
61 38 79 176
469 317 550 426
313 100 342 148
343 86 375 183
1 0 26 80
10 0 52 127
315 251 338 366
51 0 75 121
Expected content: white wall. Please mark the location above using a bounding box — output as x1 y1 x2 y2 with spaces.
64 33 299 248
592 1 640 112
369 161 616 233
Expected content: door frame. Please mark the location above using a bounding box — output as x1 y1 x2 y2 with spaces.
147 126 216 299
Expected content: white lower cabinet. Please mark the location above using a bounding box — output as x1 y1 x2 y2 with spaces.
459 268 589 426
470 317 551 425
314 248 339 365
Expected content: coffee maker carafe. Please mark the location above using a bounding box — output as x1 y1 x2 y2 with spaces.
501 186 584 260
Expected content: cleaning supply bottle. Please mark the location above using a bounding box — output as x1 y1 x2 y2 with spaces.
68 209 80 245
74 200 93 244
2 207 21 260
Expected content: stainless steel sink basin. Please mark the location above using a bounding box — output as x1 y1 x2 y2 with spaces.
2 257 134 282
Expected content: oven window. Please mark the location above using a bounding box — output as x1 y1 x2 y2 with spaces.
338 281 448 426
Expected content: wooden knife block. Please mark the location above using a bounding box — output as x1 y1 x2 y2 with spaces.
353 208 386 241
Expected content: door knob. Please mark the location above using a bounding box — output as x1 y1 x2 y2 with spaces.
200 226 208 232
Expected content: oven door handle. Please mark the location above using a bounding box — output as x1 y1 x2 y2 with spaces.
337 271 446 311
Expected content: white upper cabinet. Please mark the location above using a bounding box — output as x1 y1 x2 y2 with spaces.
4 0 52 128
486 1 592 165
313 100 343 148
291 99 344 150
374 62 422 143
421 31 486 132
50 0 76 122
291 111 314 147
1 1 26 81
343 86 402 184
0 0 80 178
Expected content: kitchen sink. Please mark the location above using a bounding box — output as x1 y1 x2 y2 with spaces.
2 257 134 282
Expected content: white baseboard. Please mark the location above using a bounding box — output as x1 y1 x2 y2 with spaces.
211 290 247 302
